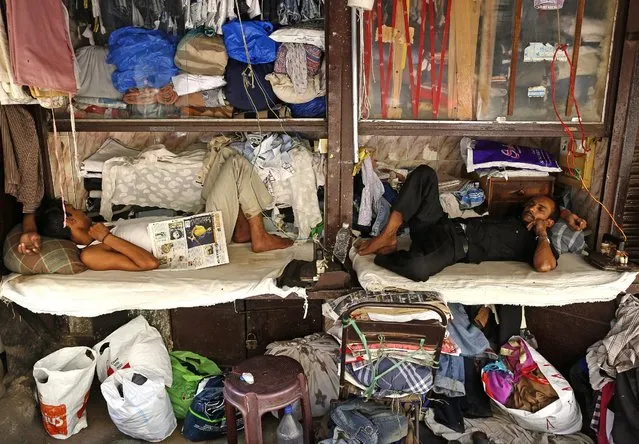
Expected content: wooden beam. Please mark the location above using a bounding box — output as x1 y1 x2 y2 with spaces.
507 0 523 116
476 0 497 120
598 0 639 243
565 0 585 116
325 0 354 246
451 0 481 120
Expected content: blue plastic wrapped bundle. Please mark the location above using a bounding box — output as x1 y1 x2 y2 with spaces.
107 27 179 93
289 96 326 117
222 20 279 64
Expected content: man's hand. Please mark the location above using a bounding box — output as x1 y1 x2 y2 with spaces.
88 223 111 242
18 232 41 255
526 219 550 236
563 212 587 231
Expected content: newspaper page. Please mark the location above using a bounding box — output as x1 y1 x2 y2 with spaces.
146 211 229 270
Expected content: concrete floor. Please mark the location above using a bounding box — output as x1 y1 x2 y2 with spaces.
19 387 279 444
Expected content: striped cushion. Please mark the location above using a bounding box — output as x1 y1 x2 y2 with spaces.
2 225 86 275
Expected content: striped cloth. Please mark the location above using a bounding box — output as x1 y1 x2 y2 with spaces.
0 105 43 213
273 43 322 94
347 357 434 397
550 219 586 254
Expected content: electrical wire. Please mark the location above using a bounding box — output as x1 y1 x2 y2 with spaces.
549 44 627 242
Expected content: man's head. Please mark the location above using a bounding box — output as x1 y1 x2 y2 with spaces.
35 199 91 243
521 196 558 227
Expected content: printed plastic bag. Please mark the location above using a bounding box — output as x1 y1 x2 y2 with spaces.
107 26 179 93
33 347 97 439
182 376 244 441
101 368 177 442
222 20 279 63
93 315 172 387
482 337 582 434
167 351 222 419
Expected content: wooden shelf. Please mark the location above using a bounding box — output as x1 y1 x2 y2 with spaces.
50 118 328 135
359 120 607 138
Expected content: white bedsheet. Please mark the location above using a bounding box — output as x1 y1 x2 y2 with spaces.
1 242 313 317
351 248 637 306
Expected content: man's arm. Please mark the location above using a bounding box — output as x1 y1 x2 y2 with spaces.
532 221 557 272
80 223 159 271
18 213 41 254
560 208 588 231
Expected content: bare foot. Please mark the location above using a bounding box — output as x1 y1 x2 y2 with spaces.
357 233 397 256
251 233 294 253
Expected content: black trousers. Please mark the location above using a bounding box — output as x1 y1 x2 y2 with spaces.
374 165 467 281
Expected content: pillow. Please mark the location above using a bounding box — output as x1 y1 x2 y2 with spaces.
2 225 86 275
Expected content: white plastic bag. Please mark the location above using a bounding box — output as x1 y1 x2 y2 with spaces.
33 347 97 439
94 315 172 386
101 368 177 442
483 337 582 434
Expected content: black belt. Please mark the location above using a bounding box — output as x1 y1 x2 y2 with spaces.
454 221 469 257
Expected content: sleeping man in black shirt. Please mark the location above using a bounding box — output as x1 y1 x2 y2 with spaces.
357 165 586 281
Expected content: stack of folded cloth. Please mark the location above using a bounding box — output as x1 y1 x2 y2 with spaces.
81 138 138 212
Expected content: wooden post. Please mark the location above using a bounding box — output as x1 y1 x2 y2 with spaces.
507 0 523 116
565 0 585 116
326 0 354 246
477 0 497 120
451 0 481 120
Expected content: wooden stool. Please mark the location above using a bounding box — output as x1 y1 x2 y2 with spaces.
224 355 313 444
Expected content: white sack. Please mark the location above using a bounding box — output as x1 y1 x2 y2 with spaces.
101 368 176 442
93 315 172 386
33 347 97 439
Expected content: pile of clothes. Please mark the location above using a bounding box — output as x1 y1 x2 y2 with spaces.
80 138 139 214
578 293 639 444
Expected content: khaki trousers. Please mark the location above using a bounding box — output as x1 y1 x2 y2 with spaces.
202 146 273 243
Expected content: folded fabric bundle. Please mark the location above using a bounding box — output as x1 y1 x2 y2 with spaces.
123 85 178 105
108 26 179 93
172 74 226 96
289 96 326 117
269 27 325 51
76 46 122 100
181 106 233 118
175 30 228 76
266 72 325 104
224 59 279 111
0 11 33 104
80 138 139 177
74 97 128 109
273 43 322 94
174 88 226 108
7 0 77 93
222 20 278 64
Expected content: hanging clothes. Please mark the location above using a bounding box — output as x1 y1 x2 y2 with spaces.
357 156 390 236
0 106 44 214
0 9 32 104
6 0 77 93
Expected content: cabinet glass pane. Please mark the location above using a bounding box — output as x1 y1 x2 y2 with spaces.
358 0 616 122
51 1 325 120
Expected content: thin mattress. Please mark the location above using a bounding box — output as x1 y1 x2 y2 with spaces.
0 242 313 317
351 247 637 306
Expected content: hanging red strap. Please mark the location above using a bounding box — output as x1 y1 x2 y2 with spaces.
413 0 428 118
376 0 388 117
433 0 452 118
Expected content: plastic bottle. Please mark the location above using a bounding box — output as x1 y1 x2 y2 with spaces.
333 223 351 264
276 405 303 444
